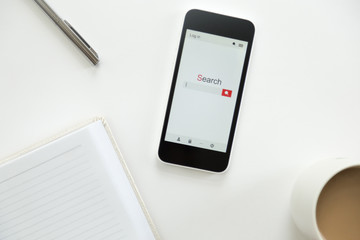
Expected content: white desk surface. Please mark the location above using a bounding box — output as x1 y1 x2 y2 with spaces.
1 0 360 239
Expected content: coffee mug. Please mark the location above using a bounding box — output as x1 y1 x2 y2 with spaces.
290 158 360 240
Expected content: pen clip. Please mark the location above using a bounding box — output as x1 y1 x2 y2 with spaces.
63 20 99 59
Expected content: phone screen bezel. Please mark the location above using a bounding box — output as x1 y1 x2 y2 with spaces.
158 9 255 172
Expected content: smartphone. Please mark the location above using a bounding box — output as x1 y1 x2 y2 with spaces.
158 9 255 172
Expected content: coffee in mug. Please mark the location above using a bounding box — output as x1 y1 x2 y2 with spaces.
316 167 360 240
291 158 360 240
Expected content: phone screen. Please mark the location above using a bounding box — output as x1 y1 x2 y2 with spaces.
164 29 248 153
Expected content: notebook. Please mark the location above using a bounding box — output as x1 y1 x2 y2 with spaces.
0 118 160 240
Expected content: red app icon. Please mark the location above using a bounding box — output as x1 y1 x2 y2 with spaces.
222 89 232 97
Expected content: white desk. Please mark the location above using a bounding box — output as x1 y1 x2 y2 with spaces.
1 0 360 239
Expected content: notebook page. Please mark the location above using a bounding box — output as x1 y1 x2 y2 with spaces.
0 121 156 240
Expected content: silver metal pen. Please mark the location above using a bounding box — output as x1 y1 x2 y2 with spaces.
34 0 99 65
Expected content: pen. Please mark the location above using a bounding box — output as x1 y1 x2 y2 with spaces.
34 0 99 65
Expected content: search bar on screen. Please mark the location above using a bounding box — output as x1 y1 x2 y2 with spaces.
184 82 232 98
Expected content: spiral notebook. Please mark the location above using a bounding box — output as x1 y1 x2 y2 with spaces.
0 118 160 240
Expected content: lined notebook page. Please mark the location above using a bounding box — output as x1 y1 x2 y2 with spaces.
0 121 156 240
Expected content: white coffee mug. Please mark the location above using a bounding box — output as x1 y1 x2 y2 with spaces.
290 157 360 240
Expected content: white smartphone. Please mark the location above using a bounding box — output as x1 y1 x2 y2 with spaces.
158 9 255 172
